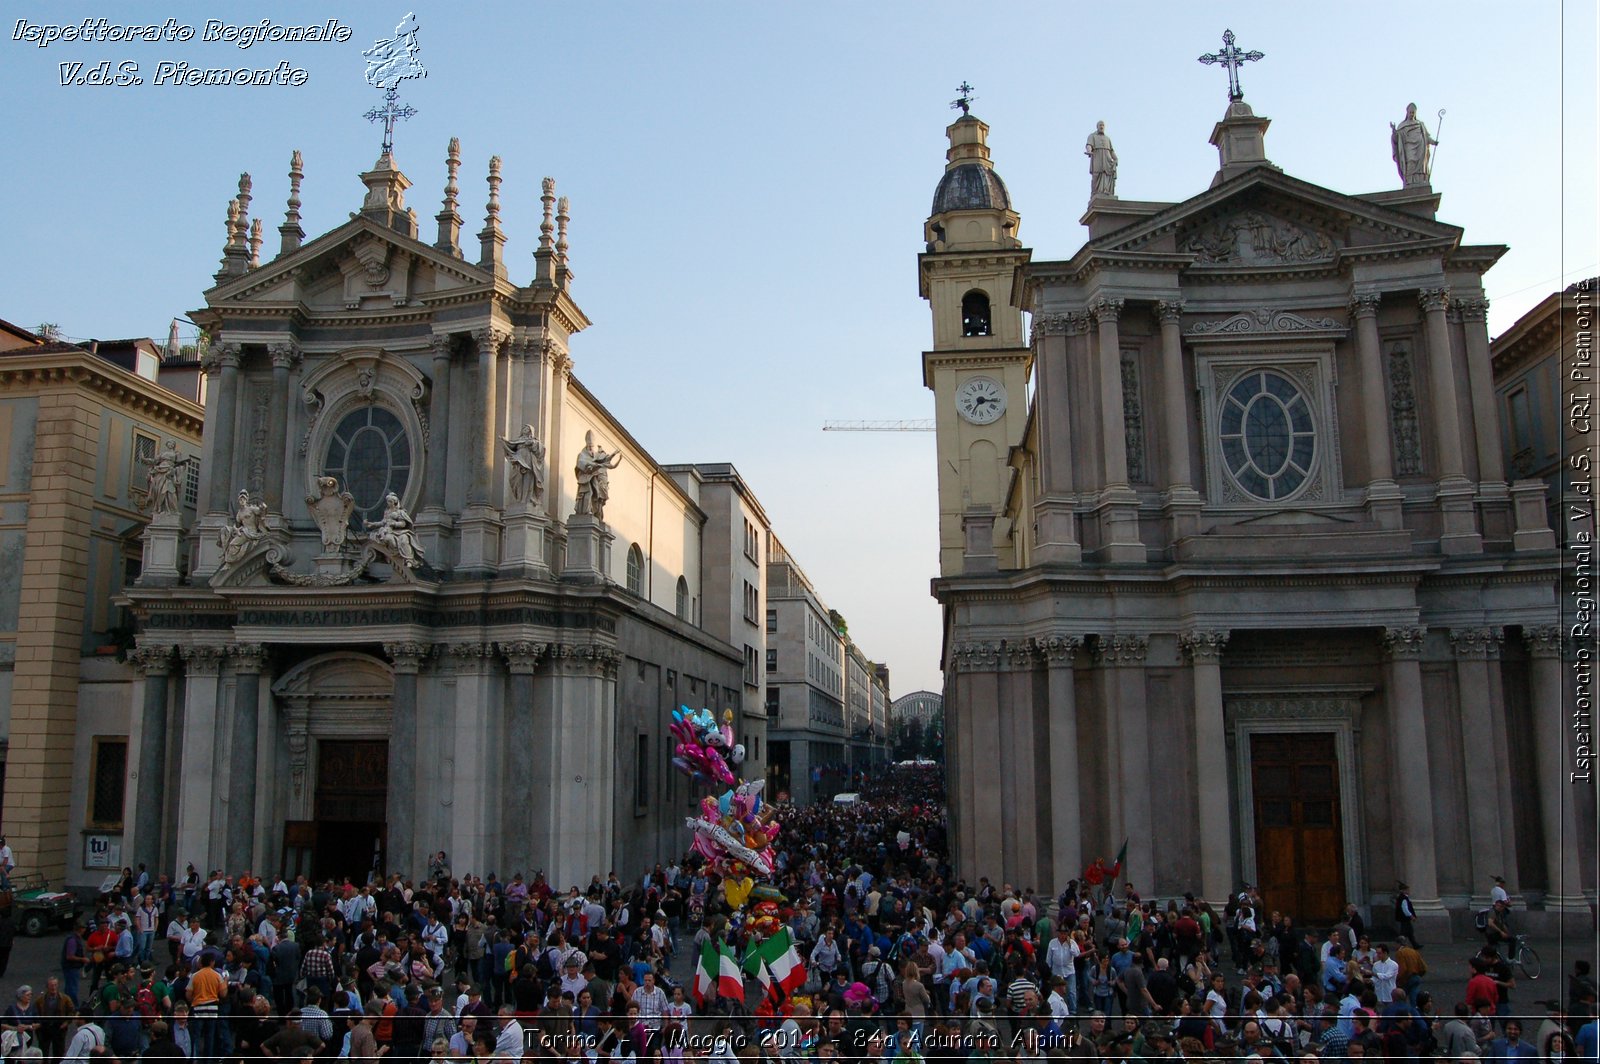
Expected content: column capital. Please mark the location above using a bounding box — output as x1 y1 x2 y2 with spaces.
1448 626 1504 660
1000 641 1037 671
1033 634 1083 667
180 644 225 675
429 332 457 360
1523 623 1563 659
1092 634 1148 666
1089 297 1125 325
949 642 1000 673
1180 630 1230 663
444 642 495 668
1155 299 1186 324
1417 287 1450 313
385 641 432 674
1348 292 1383 319
498 640 548 674
472 325 510 355
128 644 176 675
548 642 619 678
267 341 301 370
1030 314 1072 341
230 643 268 674
1382 625 1428 660
1455 296 1490 323
202 341 240 374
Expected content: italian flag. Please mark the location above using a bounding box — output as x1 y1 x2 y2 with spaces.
695 941 744 1007
744 927 807 1001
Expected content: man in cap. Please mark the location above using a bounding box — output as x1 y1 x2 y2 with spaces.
1489 876 1510 907
1393 882 1418 947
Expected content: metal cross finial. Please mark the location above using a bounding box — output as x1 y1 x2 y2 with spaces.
362 12 426 155
1198 29 1264 102
365 90 418 155
950 81 976 115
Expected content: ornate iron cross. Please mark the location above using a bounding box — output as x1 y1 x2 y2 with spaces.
365 90 417 156
1198 29 1264 101
950 81 976 116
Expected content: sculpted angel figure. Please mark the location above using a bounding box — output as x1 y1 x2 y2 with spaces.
141 440 193 517
306 475 356 551
365 492 424 574
501 424 546 504
218 490 269 566
573 430 622 521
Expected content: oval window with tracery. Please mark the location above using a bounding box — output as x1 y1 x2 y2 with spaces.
324 406 413 522
1219 370 1315 500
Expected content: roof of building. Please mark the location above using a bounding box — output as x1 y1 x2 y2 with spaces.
931 163 1011 215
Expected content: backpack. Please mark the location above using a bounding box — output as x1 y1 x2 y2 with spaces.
1474 908 1490 931
135 985 158 1020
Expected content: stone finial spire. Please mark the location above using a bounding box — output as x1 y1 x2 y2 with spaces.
235 173 253 235
435 137 463 256
248 218 263 268
216 197 250 282
279 150 305 256
165 319 181 362
477 155 506 277
534 176 556 283
555 195 571 288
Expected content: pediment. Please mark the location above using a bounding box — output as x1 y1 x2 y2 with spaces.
1090 168 1461 267
205 215 494 312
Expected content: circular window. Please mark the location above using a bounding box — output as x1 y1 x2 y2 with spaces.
323 405 413 522
1219 370 1316 500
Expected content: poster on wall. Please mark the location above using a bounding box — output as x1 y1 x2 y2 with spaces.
84 834 121 869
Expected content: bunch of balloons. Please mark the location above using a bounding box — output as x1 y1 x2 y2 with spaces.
669 706 745 788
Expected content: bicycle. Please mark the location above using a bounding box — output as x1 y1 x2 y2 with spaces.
1510 933 1541 980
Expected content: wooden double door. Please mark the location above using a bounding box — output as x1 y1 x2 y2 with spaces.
283 740 388 882
1251 733 1345 924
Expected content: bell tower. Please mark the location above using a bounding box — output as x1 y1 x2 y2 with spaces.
920 108 1032 576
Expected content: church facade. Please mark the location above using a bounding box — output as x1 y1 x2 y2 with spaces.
119 146 752 890
923 89 1588 937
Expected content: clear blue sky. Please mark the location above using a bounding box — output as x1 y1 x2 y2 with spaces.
1 2 1593 694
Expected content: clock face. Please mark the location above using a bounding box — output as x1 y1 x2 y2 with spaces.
955 376 1007 425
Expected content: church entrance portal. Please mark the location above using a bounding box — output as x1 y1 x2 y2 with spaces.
1249 733 1345 923
284 739 388 882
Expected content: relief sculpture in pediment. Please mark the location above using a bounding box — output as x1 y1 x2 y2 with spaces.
1184 211 1335 266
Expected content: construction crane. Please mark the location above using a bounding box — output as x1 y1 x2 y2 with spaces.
821 419 934 432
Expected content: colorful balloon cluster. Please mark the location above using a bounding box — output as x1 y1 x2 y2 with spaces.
670 706 744 788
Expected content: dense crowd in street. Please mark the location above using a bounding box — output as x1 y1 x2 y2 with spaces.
0 763 1594 1064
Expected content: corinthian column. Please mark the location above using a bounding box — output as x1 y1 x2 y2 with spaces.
423 334 454 512
470 327 507 507
1421 288 1482 553
1181 630 1233 906
1038 635 1083 887
226 644 266 873
385 642 428 880
1449 627 1509 904
130 645 175 872
1156 301 1192 489
1455 297 1506 484
206 343 243 512
1525 625 1588 915
264 342 299 512
1091 299 1129 487
1381 627 1445 925
500 640 546 879
1097 634 1152 890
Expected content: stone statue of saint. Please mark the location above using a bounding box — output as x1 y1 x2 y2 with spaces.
218 490 269 566
365 492 424 574
1085 120 1117 198
573 430 623 522
306 475 356 551
141 440 192 517
501 424 546 505
1390 103 1437 187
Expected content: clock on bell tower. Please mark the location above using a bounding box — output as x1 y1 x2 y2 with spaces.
920 106 1033 576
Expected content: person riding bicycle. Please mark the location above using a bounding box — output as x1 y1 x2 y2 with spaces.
1483 899 1513 949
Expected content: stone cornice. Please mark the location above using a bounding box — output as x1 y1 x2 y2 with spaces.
0 355 205 435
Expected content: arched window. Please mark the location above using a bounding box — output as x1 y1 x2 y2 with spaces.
323 405 413 523
625 544 643 595
676 576 689 620
962 290 992 337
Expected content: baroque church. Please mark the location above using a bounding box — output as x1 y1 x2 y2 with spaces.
923 76 1589 937
119 143 759 889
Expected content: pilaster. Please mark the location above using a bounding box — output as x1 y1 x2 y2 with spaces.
128 645 176 872
385 641 430 881
535 643 620 888
499 640 546 879
174 645 225 873
1350 293 1404 528
948 642 1002 884
1090 299 1144 562
1524 625 1589 919
1181 629 1234 906
1419 289 1482 554
417 333 457 566
1036 634 1083 888
444 642 499 876
1095 634 1152 891
264 341 300 512
1156 300 1204 544
1030 314 1082 564
1380 626 1448 934
226 644 267 873
1448 627 1509 907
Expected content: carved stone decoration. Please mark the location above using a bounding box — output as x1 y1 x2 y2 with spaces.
501 424 546 505
247 388 271 497
1184 211 1336 266
362 492 425 579
1522 624 1562 658
306 476 356 551
1155 300 1186 325
1121 349 1146 482
1448 627 1503 660
573 430 622 521
1417 287 1450 314
1002 641 1037 671
1180 630 1230 663
298 386 324 456
1092 634 1149 666
139 439 193 518
1033 634 1083 667
1381 626 1428 660
1386 340 1423 475
287 727 309 798
498 640 547 674
180 644 225 675
1188 307 1343 335
353 236 392 288
384 642 431 673
1089 298 1124 325
949 642 1000 673
216 489 290 579
231 643 268 673
1030 314 1072 343
1455 296 1490 323
127 644 176 675
548 642 620 678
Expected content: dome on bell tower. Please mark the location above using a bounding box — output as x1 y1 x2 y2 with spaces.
925 113 1020 252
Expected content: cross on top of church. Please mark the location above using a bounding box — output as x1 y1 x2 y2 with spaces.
362 12 427 155
950 81 977 116
1198 29 1264 102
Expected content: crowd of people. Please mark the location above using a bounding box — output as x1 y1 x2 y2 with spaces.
0 763 1594 1064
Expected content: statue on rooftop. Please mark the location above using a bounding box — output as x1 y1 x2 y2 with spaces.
1390 103 1437 188
1086 121 1118 199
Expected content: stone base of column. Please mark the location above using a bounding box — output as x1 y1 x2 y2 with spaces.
501 506 551 576
962 510 999 573
415 508 455 570
140 511 185 585
1364 479 1406 530
1032 501 1081 564
1094 486 1146 563
1162 486 1204 545
191 515 228 578
1474 480 1515 544
456 505 503 578
1436 477 1484 555
562 515 613 583
1409 898 1454 945
1510 479 1558 550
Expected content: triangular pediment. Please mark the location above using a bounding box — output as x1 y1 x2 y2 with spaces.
205 214 496 313
1090 167 1462 267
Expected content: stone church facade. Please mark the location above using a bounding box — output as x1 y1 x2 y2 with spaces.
121 146 749 889
923 94 1588 937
